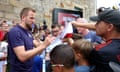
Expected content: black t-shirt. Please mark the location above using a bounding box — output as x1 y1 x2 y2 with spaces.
89 39 120 72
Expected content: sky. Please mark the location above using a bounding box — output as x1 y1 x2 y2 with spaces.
97 0 120 8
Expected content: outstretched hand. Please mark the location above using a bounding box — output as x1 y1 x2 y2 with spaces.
70 21 78 26
62 38 74 46
43 35 56 47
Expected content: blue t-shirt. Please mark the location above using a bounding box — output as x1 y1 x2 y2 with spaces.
8 25 34 72
74 65 90 72
32 55 43 72
84 31 102 44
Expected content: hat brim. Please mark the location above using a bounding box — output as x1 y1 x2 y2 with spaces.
89 16 99 22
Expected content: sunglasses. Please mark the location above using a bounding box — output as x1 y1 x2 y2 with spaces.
51 64 64 67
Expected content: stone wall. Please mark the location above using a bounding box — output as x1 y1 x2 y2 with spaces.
0 0 96 26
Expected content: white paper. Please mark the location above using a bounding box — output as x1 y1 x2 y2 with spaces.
46 22 73 52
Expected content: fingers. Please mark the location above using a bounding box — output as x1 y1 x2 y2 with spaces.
70 21 77 26
62 38 74 46
62 38 69 42
43 35 56 46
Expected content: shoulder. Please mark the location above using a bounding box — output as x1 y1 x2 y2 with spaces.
75 66 90 72
9 26 21 33
88 30 96 34
8 26 23 37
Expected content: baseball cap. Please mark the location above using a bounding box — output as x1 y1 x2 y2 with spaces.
90 7 107 21
90 9 120 25
97 7 106 13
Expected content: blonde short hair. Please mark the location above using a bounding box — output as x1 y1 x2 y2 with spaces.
72 39 93 59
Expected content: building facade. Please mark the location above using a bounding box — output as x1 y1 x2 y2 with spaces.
0 0 97 26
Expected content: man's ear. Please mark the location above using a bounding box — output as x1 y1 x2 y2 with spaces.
107 24 114 31
56 66 63 72
21 16 25 21
77 53 81 57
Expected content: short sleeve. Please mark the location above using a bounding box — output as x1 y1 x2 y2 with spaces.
8 30 24 48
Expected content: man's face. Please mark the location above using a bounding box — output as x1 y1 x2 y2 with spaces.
52 27 60 37
23 11 36 31
77 27 86 35
95 21 109 37
1 22 9 32
76 18 87 35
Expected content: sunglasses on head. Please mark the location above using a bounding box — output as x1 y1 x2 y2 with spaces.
51 64 64 67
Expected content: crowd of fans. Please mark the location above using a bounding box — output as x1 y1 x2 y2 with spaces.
0 7 120 72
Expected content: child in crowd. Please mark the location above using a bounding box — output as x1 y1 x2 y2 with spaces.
72 39 93 72
50 44 75 72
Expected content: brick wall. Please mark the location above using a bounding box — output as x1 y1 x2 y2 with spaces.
0 0 96 26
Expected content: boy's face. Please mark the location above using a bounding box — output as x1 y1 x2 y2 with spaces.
74 52 79 61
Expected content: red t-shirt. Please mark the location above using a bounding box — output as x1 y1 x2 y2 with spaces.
0 30 4 41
